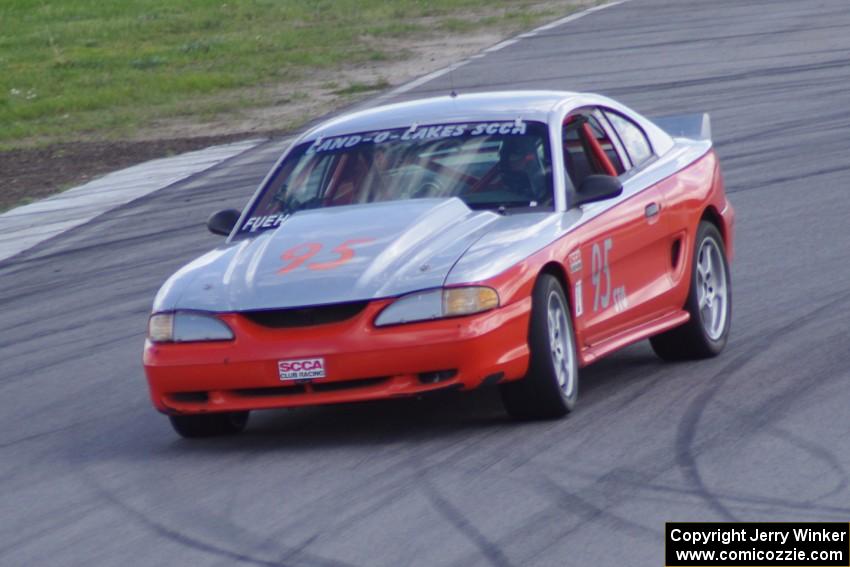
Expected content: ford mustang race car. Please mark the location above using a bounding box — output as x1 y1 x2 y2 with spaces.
143 91 734 438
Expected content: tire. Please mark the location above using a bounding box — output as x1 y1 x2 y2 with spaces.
169 411 250 438
650 221 731 360
500 273 578 420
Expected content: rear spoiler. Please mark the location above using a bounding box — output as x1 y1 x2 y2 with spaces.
651 112 712 141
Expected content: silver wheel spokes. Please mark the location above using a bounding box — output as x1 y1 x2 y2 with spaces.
547 291 575 397
696 236 728 340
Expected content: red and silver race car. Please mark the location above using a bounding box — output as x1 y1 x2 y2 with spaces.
143 91 734 438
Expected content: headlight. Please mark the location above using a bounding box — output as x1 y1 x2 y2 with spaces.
147 311 234 343
148 313 174 342
443 287 499 316
374 287 499 327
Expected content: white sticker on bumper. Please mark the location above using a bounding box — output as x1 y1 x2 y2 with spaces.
278 358 326 380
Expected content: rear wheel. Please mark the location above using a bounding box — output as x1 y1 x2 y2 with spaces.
501 274 578 420
169 411 250 438
651 221 731 360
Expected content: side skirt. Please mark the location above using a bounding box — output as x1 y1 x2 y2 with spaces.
579 310 690 366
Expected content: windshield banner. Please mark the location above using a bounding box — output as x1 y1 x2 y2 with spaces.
306 121 528 155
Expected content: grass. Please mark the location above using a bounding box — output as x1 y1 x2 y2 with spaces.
0 0 584 149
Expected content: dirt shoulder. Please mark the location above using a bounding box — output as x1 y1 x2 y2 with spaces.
1 1 596 212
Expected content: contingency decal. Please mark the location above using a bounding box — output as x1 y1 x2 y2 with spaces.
574 280 583 317
590 237 628 314
613 285 629 313
306 121 528 155
277 238 374 274
568 249 582 273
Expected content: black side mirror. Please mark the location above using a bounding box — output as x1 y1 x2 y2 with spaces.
574 175 623 206
207 209 240 236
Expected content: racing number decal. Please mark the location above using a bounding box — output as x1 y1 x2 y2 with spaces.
590 237 629 314
278 239 374 274
591 238 613 312
309 238 375 271
278 242 323 274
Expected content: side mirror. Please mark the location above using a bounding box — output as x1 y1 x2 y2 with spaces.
207 209 240 236
574 175 623 206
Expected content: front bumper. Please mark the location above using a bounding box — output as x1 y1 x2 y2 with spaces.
143 298 531 415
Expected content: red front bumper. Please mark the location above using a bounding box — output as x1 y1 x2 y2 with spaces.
143 298 531 415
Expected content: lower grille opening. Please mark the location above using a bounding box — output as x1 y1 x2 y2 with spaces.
170 391 209 403
311 377 389 392
231 377 389 398
234 385 307 397
481 372 505 386
418 369 458 385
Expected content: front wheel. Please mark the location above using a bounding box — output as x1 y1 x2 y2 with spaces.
501 274 578 420
169 411 250 438
651 221 731 360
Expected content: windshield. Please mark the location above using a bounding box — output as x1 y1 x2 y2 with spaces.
238 120 553 234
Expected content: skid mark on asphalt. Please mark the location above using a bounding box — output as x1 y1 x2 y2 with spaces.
73 402 515 567
734 418 847 501
419 478 516 567
674 290 850 521
406 442 521 567
0 500 103 558
82 467 363 567
265 407 521 563
577 472 850 519
509 472 658 566
728 164 850 193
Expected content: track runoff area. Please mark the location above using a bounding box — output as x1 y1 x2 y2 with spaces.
665 523 849 566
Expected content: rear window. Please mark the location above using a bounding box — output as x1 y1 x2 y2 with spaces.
605 111 653 167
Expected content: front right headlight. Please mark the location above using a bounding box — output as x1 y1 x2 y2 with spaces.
147 311 234 343
148 313 175 342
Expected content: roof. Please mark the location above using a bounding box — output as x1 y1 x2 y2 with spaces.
301 90 581 141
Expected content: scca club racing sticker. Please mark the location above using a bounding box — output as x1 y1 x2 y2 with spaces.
278 357 326 381
568 249 582 273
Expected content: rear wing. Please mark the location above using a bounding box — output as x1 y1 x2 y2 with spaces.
651 112 712 141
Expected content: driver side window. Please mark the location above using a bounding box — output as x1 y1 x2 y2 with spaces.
563 111 625 189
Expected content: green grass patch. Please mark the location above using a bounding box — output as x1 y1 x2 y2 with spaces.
0 0 589 148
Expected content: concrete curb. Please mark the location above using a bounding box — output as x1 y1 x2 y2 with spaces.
0 138 262 262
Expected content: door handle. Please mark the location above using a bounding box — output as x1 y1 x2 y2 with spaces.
645 202 661 218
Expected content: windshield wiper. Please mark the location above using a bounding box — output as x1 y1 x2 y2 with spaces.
468 201 536 213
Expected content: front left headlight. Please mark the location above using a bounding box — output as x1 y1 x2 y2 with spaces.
443 287 499 316
147 311 234 343
374 286 499 327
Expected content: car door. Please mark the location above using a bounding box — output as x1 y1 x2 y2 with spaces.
564 109 671 347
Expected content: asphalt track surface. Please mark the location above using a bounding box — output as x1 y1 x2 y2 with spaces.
2 1 850 565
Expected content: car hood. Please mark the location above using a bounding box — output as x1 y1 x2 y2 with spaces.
153 198 543 312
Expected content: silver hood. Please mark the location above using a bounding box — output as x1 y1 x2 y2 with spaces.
153 198 548 312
